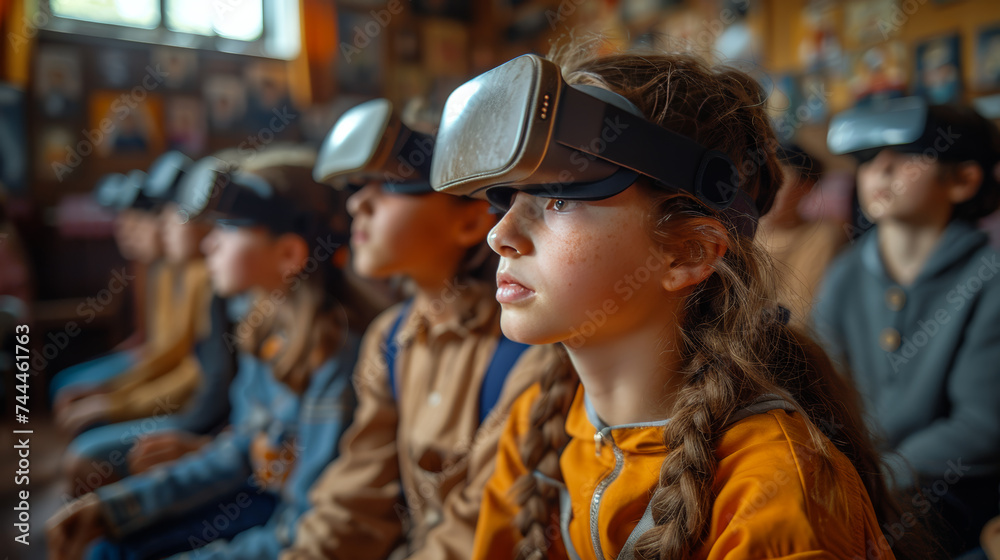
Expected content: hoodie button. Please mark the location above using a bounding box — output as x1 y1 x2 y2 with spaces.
879 327 901 352
885 287 906 311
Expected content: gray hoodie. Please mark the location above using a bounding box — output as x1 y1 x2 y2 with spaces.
813 219 1000 488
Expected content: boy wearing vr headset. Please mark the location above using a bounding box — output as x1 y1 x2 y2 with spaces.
281 100 557 560
816 98 1000 555
47 147 380 560
55 153 230 490
48 169 165 405
54 152 219 439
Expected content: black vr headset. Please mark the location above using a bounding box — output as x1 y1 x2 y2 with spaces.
175 156 346 245
314 98 436 194
828 96 1000 167
428 54 759 237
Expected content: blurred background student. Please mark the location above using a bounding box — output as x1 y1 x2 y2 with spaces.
282 100 558 560
62 156 242 496
47 147 385 560
757 143 847 324
48 167 174 408
815 99 1000 558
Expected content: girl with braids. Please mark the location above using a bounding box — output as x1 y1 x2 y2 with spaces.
434 49 938 560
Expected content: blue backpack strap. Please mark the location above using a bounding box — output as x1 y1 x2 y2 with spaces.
478 336 531 424
384 299 413 400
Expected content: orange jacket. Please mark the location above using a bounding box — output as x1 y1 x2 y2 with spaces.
474 383 896 560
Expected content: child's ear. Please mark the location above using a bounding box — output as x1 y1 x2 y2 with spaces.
453 200 497 249
947 161 985 205
275 233 311 277
660 220 728 293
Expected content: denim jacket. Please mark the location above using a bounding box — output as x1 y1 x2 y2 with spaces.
96 332 361 559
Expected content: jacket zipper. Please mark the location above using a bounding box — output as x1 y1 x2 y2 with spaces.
590 428 624 560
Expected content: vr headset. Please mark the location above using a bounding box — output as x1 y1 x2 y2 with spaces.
828 96 999 165
93 173 130 210
314 98 436 194
175 156 342 244
144 151 193 203
429 54 758 237
95 170 150 211
94 151 193 212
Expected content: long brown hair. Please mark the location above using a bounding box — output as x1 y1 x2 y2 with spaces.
234 151 383 393
510 48 938 560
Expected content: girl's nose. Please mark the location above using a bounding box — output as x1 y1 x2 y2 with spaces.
487 193 534 258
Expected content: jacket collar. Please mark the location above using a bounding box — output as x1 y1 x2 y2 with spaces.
861 220 988 284
395 279 499 346
564 384 671 455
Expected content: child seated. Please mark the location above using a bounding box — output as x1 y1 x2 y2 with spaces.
817 97 1000 555
54 153 213 438
757 144 845 324
431 47 929 560
281 99 558 560
46 149 381 560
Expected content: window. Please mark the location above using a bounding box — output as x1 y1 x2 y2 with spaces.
165 0 263 41
50 0 160 28
43 0 298 59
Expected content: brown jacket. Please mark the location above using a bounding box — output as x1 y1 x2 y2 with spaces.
104 260 212 421
283 281 560 560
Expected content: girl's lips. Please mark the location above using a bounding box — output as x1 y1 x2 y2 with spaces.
351 229 368 244
496 273 535 304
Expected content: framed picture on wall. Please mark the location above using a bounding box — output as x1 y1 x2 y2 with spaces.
203 74 249 132
421 19 468 76
411 0 472 22
166 97 207 156
244 60 293 132
845 0 899 48
36 126 78 182
34 46 82 119
337 10 385 95
975 24 1000 91
95 49 136 89
914 33 962 104
88 91 165 158
152 48 200 90
849 41 908 106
